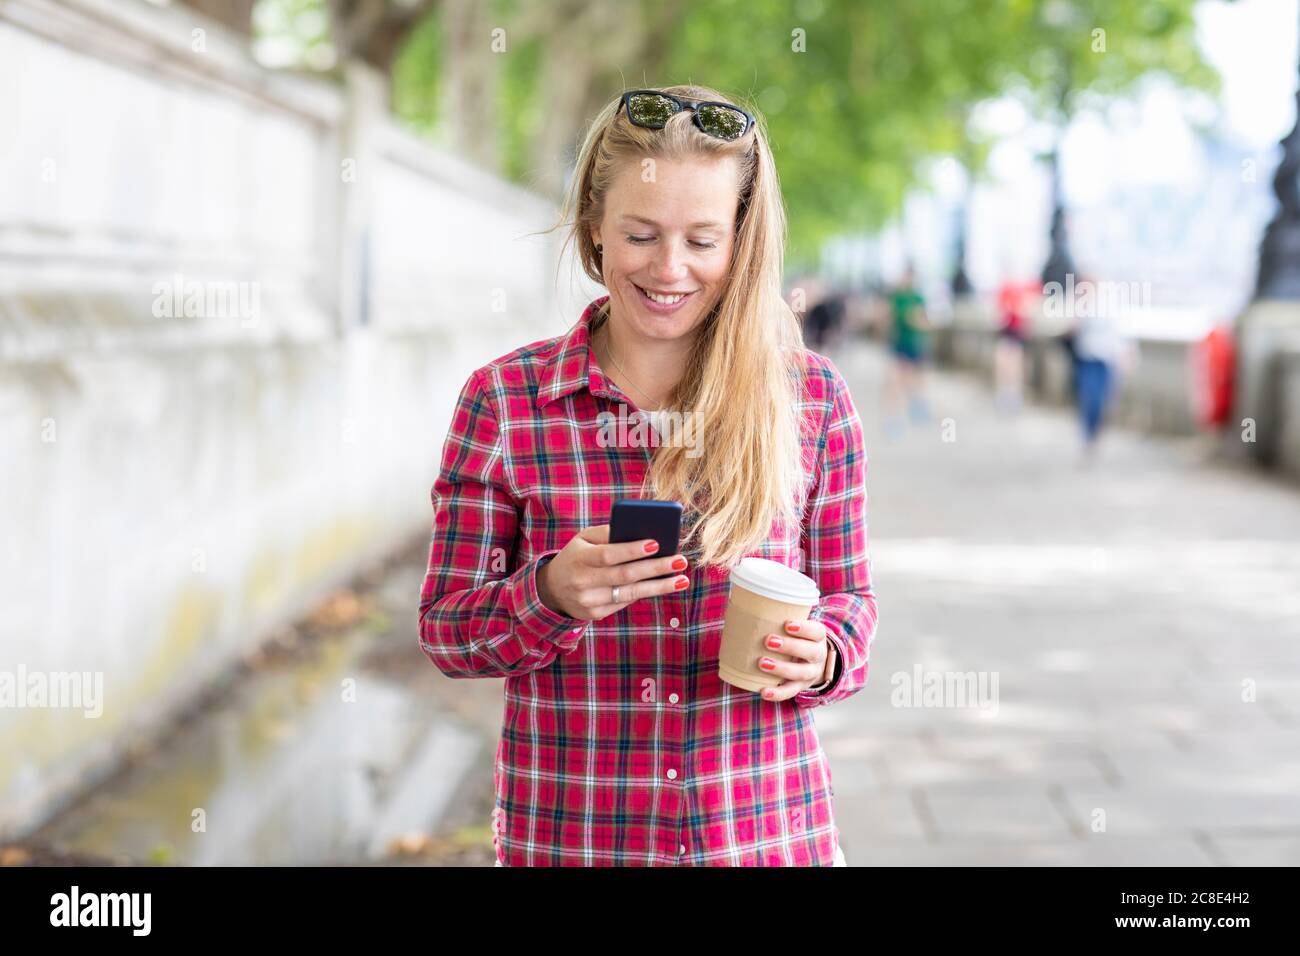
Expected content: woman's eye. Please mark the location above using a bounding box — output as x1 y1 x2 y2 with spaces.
624 235 716 250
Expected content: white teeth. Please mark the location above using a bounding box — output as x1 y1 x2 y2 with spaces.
640 286 686 305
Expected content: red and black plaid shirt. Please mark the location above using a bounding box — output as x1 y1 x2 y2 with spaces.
419 296 877 866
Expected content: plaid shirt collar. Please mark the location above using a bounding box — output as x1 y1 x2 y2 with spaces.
535 294 619 410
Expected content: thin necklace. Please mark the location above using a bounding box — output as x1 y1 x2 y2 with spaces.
598 321 665 412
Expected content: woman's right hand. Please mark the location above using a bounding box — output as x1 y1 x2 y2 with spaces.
536 523 690 621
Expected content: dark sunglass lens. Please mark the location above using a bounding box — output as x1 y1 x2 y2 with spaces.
695 104 748 140
627 93 677 128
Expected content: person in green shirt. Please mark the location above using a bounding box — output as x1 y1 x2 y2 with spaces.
884 266 931 435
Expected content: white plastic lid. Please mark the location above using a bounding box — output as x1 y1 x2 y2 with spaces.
729 557 819 605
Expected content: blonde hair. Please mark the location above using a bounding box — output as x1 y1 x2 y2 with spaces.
557 85 809 570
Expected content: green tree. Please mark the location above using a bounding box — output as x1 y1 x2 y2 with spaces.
257 0 1218 265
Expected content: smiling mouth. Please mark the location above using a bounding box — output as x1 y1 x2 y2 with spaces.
633 283 696 306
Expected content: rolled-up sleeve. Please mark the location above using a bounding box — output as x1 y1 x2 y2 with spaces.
795 358 878 708
418 368 590 678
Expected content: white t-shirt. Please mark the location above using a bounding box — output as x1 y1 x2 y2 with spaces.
1074 312 1128 364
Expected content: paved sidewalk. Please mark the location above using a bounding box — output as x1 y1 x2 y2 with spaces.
819 341 1300 866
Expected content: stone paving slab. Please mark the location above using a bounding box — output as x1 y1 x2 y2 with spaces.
830 787 930 845
915 779 1078 841
1097 746 1300 795
1206 835 1300 866
878 753 1110 791
1056 784 1300 834
848 836 1218 867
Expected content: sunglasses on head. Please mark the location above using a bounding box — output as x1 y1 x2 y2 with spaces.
620 89 755 142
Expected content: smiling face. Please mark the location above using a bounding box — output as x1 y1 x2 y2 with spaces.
592 155 741 344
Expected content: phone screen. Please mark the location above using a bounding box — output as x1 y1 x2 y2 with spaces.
609 499 682 578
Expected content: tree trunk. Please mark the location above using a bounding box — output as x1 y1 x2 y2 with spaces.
525 0 686 197
437 0 501 171
329 0 439 76
181 0 255 35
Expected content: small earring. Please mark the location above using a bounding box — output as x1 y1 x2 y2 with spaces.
595 243 603 254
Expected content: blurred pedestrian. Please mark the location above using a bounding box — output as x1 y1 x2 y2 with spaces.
883 265 931 438
1067 278 1137 463
807 288 847 353
994 279 1033 415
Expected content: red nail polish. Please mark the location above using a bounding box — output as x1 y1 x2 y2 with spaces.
674 577 689 590
767 635 782 649
671 557 687 571
787 621 800 633
644 541 659 553
760 657 775 670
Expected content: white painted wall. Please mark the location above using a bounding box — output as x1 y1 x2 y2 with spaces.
0 0 598 836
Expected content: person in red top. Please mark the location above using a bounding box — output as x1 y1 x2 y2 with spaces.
419 86 878 866
994 278 1035 415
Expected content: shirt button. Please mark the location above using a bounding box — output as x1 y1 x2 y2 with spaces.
668 693 679 704
669 617 680 628
678 844 686 856
666 768 677 780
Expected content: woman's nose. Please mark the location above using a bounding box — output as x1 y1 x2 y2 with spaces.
650 242 688 283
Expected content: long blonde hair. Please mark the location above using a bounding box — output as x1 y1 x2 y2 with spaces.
558 85 809 570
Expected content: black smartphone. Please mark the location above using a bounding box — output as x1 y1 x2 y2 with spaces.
609 499 683 579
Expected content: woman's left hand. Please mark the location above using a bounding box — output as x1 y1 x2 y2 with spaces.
758 618 836 701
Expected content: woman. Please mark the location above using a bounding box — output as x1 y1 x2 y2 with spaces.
994 278 1033 415
1068 280 1137 463
418 85 878 866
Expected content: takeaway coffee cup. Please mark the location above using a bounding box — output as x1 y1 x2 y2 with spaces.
718 557 820 693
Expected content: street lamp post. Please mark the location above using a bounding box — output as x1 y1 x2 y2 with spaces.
1254 79 1300 298
1234 4 1300 471
1038 1 1079 291
1040 147 1076 289
951 201 973 297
